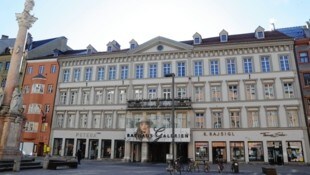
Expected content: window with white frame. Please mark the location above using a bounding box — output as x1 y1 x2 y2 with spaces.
230 111 241 128
79 114 88 128
63 69 70 82
163 63 171 76
287 109 299 127
59 92 67 105
149 63 157 78
133 114 143 128
299 52 309 63
70 91 77 105
177 87 186 98
104 114 113 128
82 90 90 105
176 113 187 128
228 85 238 101
162 113 171 128
212 111 223 128
27 66 33 74
264 83 275 99
266 110 278 127
31 84 44 94
136 64 144 79
85 67 92 81
283 82 294 98
51 64 57 73
120 65 128 79
119 89 127 103
97 67 105 81
148 88 157 99
23 85 30 94
56 114 64 128
195 113 204 128
194 61 203 76
177 62 186 77
163 88 171 99
247 110 259 128
67 114 75 128
106 90 114 104
245 83 256 100
28 104 41 114
243 57 253 73
134 89 143 100
95 90 103 104
221 34 227 42
44 104 50 113
211 85 221 101
92 114 101 128
117 114 126 129
47 84 53 93
194 86 204 102
280 55 290 71
109 66 116 80
261 56 271 72
227 58 236 74
39 65 44 74
210 60 219 75
73 68 81 82
24 121 38 132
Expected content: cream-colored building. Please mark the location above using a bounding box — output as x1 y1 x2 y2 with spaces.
51 26 310 164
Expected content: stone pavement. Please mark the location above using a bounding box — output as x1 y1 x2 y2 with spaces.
2 159 310 175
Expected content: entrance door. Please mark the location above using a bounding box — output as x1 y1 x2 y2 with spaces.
212 141 227 163
177 143 188 163
77 139 86 159
37 142 44 156
89 139 98 159
148 142 170 162
267 141 283 165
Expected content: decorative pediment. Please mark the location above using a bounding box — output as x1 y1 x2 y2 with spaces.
128 36 193 54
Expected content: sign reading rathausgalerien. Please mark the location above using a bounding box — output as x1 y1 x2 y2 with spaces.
125 128 190 142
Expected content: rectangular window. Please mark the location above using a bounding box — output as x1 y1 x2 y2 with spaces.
176 113 187 128
63 69 70 82
194 61 203 76
177 62 186 77
39 65 44 74
245 84 256 100
280 55 290 71
247 111 259 128
195 142 209 161
286 141 304 162
211 85 221 101
228 85 238 101
300 52 309 63
56 114 64 128
177 87 186 98
163 63 171 77
95 90 103 104
248 142 264 161
92 114 101 128
120 65 128 80
44 104 50 113
149 63 157 78
109 66 116 80
79 114 88 128
243 57 253 73
163 88 171 99
97 67 105 81
60 92 67 105
67 114 75 128
194 86 204 102
107 90 115 104
304 73 310 86
82 91 90 105
73 68 81 82
85 67 92 81
136 64 144 79
70 91 77 105
27 66 33 74
104 114 113 128
24 121 38 132
51 64 57 73
287 109 299 127
31 84 44 94
195 113 204 128
117 114 126 129
148 88 157 99
264 83 275 99
283 83 294 98
266 110 278 127
47 84 53 93
134 89 143 100
261 56 271 72
212 111 223 128
210 60 219 75
230 141 245 161
5 62 10 70
227 58 236 74
230 111 241 128
28 104 41 114
23 85 30 94
119 89 127 103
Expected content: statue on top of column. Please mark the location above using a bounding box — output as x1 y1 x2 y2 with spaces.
15 0 37 29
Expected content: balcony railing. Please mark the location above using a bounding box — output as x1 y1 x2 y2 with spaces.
127 98 192 110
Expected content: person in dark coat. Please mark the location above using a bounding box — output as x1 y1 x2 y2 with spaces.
76 149 82 164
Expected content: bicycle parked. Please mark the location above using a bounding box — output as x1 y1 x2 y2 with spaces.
202 160 210 172
166 157 183 175
187 158 199 172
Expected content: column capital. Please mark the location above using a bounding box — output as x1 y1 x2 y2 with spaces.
15 12 37 29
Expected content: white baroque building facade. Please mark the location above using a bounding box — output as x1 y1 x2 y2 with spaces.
51 26 310 164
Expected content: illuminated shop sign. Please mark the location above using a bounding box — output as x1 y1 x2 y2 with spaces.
126 128 190 142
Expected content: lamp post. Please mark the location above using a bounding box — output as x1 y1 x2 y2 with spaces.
165 73 175 165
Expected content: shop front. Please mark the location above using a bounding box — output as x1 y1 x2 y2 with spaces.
192 130 308 164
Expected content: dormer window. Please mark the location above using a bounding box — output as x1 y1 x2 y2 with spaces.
193 32 202 45
221 35 227 42
107 46 112 52
130 44 135 50
219 29 228 42
129 39 138 50
255 26 265 39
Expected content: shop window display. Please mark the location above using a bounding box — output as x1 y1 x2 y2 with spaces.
195 142 209 161
248 141 264 161
287 141 304 162
230 141 245 161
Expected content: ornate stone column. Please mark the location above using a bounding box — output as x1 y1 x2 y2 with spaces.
0 0 37 171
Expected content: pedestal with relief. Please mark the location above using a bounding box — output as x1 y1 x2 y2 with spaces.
0 0 37 171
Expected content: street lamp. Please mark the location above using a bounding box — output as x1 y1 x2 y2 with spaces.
165 73 175 165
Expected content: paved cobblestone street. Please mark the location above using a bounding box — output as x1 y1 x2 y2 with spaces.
2 159 310 175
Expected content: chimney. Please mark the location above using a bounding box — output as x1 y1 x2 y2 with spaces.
1 35 9 39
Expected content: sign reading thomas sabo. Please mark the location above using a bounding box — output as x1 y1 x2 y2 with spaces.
126 128 190 142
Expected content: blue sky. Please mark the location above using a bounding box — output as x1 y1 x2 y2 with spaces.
0 0 309 51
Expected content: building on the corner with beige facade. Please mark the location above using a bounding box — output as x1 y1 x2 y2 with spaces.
50 26 310 164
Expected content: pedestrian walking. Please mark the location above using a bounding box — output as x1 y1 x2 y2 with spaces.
76 149 82 164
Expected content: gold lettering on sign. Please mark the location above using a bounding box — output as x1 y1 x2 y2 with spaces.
203 131 235 136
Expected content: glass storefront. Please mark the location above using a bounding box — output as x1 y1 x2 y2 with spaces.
101 140 111 158
212 142 226 163
64 139 74 156
89 139 99 159
76 139 86 158
230 141 245 161
53 138 62 156
248 141 264 161
267 141 283 165
195 142 209 161
114 140 125 159
287 141 304 162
